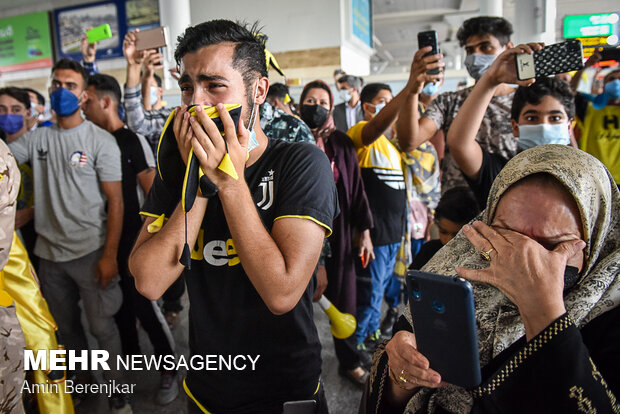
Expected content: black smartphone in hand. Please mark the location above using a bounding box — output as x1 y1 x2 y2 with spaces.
407 270 481 389
418 30 440 75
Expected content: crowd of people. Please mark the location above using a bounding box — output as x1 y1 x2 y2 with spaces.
0 13 618 414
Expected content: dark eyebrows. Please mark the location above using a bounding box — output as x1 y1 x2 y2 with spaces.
177 73 230 86
522 109 566 116
465 41 491 51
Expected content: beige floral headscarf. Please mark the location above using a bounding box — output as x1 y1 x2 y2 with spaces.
0 139 19 270
402 145 620 413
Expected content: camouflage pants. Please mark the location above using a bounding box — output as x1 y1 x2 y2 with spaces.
0 305 25 414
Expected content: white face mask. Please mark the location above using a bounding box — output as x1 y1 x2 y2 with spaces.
150 86 159 106
339 88 352 102
464 53 498 81
247 80 260 152
371 102 385 116
517 123 571 150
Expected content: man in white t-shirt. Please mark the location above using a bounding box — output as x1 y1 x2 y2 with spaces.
9 58 130 413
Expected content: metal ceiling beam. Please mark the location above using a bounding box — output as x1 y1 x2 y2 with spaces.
374 8 459 26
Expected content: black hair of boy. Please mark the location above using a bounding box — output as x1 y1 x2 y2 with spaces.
435 187 481 224
174 20 267 94
87 74 123 110
0 87 31 109
21 87 45 106
456 16 513 47
267 83 289 100
510 76 576 121
360 83 391 104
52 58 89 87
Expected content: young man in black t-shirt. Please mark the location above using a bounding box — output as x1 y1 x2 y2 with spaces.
129 20 338 413
446 43 576 207
83 74 179 405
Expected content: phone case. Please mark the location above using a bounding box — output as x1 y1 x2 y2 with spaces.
86 24 112 44
516 39 584 80
418 30 440 75
599 47 620 62
282 400 316 414
406 270 481 388
135 27 168 51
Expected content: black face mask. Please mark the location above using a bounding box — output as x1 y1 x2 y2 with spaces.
300 104 329 129
564 265 580 293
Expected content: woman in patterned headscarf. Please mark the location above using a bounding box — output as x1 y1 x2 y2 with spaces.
362 145 620 413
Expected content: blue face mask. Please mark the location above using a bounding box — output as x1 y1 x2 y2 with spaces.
0 114 24 134
464 53 497 81
50 88 82 117
422 82 439 96
517 123 571 150
604 79 620 100
150 86 159 106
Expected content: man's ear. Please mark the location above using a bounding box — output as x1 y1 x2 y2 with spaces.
511 119 519 137
568 117 575 136
506 41 514 49
254 77 270 105
361 102 371 116
102 95 113 110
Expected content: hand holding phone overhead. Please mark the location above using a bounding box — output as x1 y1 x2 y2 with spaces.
514 39 584 80
481 42 544 87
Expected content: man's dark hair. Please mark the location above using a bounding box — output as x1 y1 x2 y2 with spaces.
456 16 513 47
51 58 89 87
87 74 122 110
511 76 575 121
153 73 162 88
175 20 267 94
360 83 391 104
22 87 45 106
0 87 31 110
603 68 620 85
435 187 481 224
337 75 362 91
267 83 289 100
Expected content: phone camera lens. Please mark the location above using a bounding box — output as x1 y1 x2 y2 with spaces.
411 290 422 301
432 300 445 314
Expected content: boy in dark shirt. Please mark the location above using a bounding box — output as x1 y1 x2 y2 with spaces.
83 73 178 405
447 42 576 207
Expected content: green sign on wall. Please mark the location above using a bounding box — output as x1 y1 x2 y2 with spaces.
563 13 619 39
0 11 53 73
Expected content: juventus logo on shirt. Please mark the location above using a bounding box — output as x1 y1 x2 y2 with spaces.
257 169 275 210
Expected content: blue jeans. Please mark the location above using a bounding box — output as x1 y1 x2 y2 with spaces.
384 238 425 308
355 243 400 344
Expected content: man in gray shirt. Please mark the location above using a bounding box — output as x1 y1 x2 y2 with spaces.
9 59 129 412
